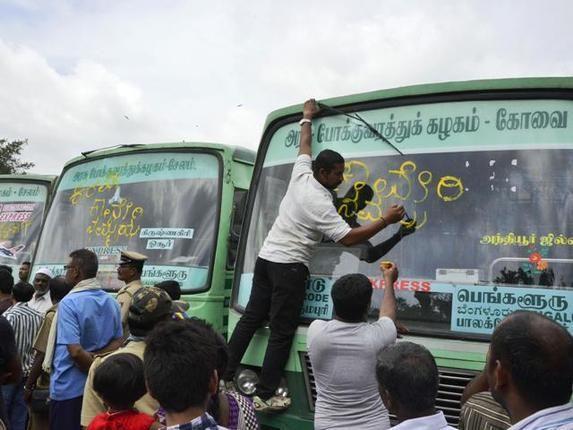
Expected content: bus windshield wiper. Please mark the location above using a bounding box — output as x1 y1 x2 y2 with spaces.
317 101 404 155
81 144 145 157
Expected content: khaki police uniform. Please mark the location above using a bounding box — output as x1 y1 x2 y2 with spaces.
115 250 148 336
116 279 143 335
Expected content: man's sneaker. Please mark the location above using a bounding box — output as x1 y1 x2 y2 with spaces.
252 395 291 412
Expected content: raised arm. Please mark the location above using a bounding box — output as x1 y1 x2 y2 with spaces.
379 261 398 322
298 99 319 156
339 205 405 246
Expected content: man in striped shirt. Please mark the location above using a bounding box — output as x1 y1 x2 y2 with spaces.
2 282 43 430
460 370 511 430
487 311 573 430
460 391 511 430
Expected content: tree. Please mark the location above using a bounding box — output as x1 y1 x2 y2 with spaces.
0 139 34 174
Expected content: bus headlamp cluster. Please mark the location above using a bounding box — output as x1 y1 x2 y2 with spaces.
236 369 259 396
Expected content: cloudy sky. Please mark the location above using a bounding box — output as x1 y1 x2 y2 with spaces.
0 0 571 174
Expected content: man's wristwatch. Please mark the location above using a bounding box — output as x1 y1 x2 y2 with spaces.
299 118 312 126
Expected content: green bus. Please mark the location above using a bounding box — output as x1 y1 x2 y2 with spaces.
229 77 573 428
32 143 254 333
0 174 56 275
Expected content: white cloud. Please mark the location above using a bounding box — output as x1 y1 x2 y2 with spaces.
0 38 162 173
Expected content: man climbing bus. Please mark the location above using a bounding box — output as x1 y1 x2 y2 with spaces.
223 99 406 412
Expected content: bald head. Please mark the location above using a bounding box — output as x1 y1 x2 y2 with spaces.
489 311 573 409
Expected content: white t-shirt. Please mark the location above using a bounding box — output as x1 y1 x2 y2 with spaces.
258 154 352 267
307 317 398 430
391 411 456 429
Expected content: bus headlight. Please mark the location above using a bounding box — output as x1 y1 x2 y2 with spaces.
236 369 259 396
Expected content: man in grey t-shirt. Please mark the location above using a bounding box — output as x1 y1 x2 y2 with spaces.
307 262 399 430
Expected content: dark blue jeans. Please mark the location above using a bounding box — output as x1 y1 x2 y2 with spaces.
2 380 27 430
49 396 83 430
225 257 309 399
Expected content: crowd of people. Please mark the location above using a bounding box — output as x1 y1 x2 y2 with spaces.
0 99 572 430
0 251 259 430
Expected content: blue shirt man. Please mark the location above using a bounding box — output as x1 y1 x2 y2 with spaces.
48 249 122 430
50 287 122 400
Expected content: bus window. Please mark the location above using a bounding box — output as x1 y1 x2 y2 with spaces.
235 97 573 338
227 189 247 269
33 151 220 292
0 181 50 272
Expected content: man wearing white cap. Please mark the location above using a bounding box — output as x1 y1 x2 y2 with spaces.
116 250 147 337
28 268 54 315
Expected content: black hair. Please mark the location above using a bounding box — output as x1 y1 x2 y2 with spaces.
312 149 344 175
49 277 72 303
69 249 98 279
144 319 217 412
376 342 439 414
21 261 31 266
155 280 181 301
12 282 34 303
182 318 229 420
0 269 14 295
331 274 373 322
490 311 573 409
93 353 147 410
0 265 13 274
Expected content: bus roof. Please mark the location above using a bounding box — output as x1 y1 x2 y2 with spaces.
0 174 57 184
61 141 255 169
264 76 573 128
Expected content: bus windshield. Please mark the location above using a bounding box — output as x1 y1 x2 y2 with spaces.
34 151 220 292
0 181 49 272
235 96 573 338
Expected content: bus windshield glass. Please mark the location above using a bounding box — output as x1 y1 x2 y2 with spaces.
235 97 573 338
34 151 220 292
0 181 49 272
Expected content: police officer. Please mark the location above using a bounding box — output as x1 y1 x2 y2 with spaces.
115 250 147 337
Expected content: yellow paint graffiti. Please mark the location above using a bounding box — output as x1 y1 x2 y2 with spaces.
436 176 464 202
86 197 144 247
415 170 433 203
69 173 120 206
68 172 144 247
0 221 31 241
343 160 370 183
341 158 464 230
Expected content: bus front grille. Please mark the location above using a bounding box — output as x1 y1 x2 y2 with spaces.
435 368 477 426
300 352 476 426
300 352 317 412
